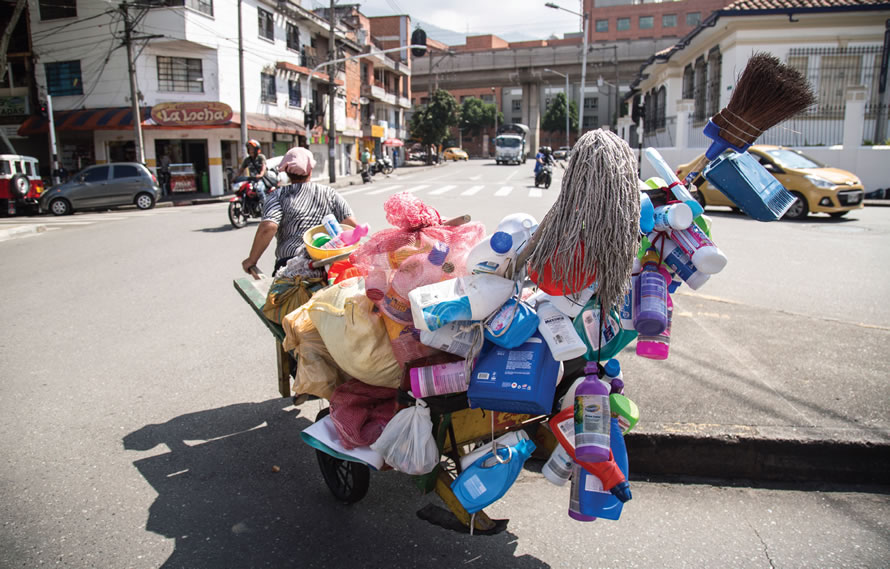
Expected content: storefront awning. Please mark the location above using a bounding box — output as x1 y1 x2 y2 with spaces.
19 107 306 137
18 106 151 136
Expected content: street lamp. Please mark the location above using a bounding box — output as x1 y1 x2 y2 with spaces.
591 44 620 131
545 68 570 151
545 2 588 136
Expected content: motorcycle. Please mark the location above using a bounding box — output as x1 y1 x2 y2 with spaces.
228 177 272 229
371 155 394 176
535 161 553 189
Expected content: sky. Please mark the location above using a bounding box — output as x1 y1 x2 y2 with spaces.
307 0 586 45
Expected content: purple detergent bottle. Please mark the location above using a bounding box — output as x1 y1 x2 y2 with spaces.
633 248 668 336
574 362 611 463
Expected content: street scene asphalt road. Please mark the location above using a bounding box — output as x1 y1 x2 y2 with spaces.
1 160 888 568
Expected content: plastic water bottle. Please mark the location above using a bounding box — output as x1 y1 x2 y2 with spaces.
535 301 588 361
409 360 470 398
633 249 668 336
568 464 597 522
464 231 517 276
637 292 672 360
542 443 574 486
321 213 342 237
649 233 710 290
574 362 611 463
669 222 728 274
652 203 694 231
419 321 481 358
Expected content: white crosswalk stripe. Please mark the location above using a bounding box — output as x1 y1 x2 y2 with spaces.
529 188 543 198
428 185 456 195
402 184 430 194
366 184 405 196
494 186 513 197
341 184 400 197
460 185 484 196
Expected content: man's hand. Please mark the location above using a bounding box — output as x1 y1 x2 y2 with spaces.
242 258 261 279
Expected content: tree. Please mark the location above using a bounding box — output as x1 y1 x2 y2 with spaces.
459 97 503 136
541 92 578 141
409 89 459 162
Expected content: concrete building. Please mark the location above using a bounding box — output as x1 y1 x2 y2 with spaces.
411 0 736 157
15 0 403 196
622 0 890 192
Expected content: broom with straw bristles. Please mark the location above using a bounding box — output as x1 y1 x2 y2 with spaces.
682 52 815 185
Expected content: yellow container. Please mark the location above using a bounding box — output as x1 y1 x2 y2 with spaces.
303 223 359 261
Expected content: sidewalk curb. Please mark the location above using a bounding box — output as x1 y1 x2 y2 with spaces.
625 429 890 484
0 224 46 242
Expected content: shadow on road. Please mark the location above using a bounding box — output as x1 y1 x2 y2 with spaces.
702 209 859 223
124 398 549 569
195 224 246 233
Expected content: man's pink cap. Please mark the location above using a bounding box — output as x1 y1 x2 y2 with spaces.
279 147 317 176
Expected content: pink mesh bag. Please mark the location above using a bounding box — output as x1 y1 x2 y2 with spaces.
328 379 399 449
349 193 485 365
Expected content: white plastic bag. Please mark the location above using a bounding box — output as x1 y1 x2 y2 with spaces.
370 400 439 475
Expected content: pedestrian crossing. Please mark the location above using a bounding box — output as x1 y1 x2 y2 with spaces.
338 183 557 200
0 206 184 235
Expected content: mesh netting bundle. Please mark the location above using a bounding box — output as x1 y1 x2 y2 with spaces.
527 129 640 310
329 379 399 449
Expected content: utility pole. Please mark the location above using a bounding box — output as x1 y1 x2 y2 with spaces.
238 0 247 152
121 2 145 164
327 0 337 183
874 19 890 144
46 94 60 185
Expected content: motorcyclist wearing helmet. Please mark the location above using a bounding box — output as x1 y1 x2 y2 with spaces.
534 146 554 175
241 140 269 202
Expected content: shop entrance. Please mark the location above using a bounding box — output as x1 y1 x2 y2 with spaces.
154 139 209 195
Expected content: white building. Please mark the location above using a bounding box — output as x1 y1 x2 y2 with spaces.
620 0 890 190
22 0 359 196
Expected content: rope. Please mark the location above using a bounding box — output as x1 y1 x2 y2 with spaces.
527 129 640 311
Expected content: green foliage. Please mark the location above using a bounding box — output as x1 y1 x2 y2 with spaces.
409 89 460 147
541 93 578 134
459 97 504 135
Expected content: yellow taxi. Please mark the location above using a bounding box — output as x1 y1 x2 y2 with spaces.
677 145 865 219
443 147 469 161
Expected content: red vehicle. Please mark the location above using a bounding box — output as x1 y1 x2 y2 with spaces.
227 176 273 228
1 154 45 215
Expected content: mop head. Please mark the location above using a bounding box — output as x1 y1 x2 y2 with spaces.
527 129 640 310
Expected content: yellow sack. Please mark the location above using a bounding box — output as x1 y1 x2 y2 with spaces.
263 276 326 324
282 306 350 399
308 277 402 388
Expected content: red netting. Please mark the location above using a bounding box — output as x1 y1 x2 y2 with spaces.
349 192 486 325
328 379 399 449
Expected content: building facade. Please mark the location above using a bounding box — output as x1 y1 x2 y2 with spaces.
13 0 412 195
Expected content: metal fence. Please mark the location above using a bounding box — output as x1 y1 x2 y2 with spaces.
642 116 677 148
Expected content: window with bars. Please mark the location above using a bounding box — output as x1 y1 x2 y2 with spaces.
655 86 666 129
693 56 707 120
288 79 302 107
287 22 300 51
584 97 598 110
258 7 274 41
706 49 722 118
682 64 694 99
262 73 276 103
39 0 76 20
157 56 203 92
45 60 83 96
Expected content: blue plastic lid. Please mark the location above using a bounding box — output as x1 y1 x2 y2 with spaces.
428 242 450 266
490 231 513 254
604 359 621 378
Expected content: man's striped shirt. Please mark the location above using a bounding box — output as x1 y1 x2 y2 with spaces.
261 182 353 261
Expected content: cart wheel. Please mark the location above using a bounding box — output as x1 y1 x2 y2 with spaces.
314 408 370 504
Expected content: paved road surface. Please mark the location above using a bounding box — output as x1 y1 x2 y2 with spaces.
0 160 887 568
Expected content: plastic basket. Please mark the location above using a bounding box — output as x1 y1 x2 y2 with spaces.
303 223 359 261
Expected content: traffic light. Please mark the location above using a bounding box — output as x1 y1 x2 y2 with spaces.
38 101 48 118
411 28 427 57
305 102 315 130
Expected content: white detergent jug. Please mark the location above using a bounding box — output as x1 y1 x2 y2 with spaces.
409 274 515 332
464 231 517 276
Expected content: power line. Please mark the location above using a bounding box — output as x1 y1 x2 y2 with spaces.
31 9 117 38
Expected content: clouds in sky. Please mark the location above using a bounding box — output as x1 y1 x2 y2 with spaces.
337 0 584 43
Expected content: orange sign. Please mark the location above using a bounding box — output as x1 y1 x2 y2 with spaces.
150 102 233 126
